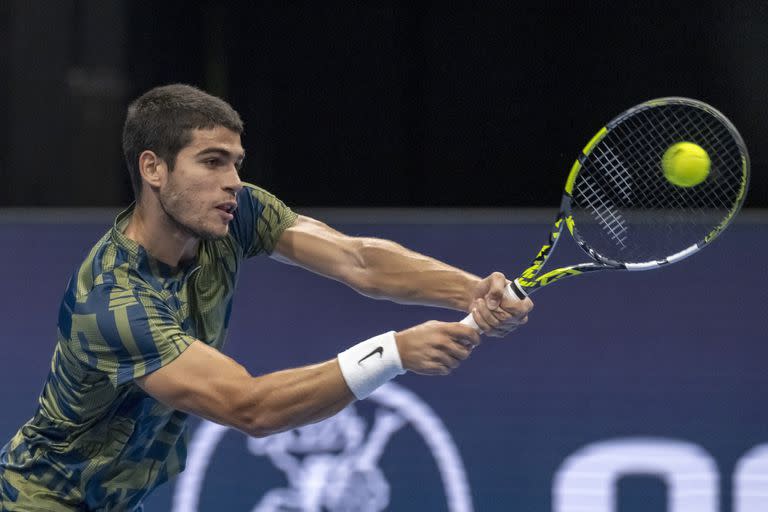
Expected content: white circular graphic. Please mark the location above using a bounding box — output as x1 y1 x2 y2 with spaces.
173 382 474 511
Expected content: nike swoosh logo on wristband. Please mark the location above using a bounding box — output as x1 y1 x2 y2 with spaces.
358 346 384 365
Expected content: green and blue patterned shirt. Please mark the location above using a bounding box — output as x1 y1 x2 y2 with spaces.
0 184 296 511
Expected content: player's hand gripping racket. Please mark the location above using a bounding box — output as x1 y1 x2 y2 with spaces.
461 97 750 331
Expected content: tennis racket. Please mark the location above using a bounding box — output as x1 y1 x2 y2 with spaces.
462 97 749 330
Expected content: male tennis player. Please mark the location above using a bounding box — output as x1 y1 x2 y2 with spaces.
0 84 532 511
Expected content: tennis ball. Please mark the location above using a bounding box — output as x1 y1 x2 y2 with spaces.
661 142 710 187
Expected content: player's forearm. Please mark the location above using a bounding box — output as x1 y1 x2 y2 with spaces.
138 341 357 438
272 216 481 311
233 360 355 438
350 238 480 311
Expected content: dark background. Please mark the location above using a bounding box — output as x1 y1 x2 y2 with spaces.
1 1 766 208
2 4 768 509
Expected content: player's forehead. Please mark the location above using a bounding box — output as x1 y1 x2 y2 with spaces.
184 126 244 158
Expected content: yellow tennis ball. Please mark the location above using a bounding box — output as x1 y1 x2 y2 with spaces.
661 142 711 187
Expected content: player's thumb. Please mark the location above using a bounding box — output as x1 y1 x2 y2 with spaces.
486 290 503 310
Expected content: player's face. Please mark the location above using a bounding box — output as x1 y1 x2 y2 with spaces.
159 127 245 241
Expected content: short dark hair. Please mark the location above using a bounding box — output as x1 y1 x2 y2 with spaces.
122 84 244 199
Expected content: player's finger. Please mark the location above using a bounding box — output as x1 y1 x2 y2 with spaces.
485 272 508 309
485 296 516 323
484 315 528 337
443 339 472 361
432 348 460 370
501 295 534 319
470 306 492 333
458 323 482 346
473 298 507 331
441 321 481 347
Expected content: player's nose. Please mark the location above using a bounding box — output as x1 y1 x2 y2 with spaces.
224 166 243 195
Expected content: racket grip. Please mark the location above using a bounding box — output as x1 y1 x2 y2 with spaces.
459 280 528 333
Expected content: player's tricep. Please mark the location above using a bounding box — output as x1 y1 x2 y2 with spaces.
135 341 253 428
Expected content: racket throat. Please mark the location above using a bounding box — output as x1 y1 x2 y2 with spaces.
516 263 612 295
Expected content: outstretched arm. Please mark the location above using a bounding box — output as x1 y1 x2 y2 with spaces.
271 215 533 335
136 321 479 437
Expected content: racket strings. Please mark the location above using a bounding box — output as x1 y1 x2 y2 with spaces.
577 173 628 248
618 110 733 211
570 101 746 264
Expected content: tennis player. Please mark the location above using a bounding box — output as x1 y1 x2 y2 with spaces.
0 84 533 511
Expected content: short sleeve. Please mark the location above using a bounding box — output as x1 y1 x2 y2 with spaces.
68 284 195 387
229 183 298 258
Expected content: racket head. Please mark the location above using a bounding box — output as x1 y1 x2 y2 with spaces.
562 97 749 270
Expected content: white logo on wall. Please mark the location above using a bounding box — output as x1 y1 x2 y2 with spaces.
553 438 768 512
173 382 474 511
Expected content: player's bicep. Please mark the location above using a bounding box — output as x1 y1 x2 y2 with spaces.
135 340 255 431
271 214 363 283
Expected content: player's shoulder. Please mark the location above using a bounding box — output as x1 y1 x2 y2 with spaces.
236 182 284 212
241 181 277 197
230 182 297 256
69 229 152 301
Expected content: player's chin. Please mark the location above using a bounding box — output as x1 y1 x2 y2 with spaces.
197 223 230 241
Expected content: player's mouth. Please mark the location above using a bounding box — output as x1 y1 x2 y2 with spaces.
215 202 237 221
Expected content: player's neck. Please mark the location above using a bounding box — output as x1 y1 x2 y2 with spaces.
123 200 199 269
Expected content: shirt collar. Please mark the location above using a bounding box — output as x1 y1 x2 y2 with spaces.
110 204 200 286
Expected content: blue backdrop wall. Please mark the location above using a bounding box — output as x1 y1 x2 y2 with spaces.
0 212 766 511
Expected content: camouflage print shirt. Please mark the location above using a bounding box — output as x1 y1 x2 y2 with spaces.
0 184 296 511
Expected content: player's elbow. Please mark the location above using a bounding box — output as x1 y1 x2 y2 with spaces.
346 238 408 298
239 418 275 439
228 384 288 438
338 238 373 291
239 409 286 438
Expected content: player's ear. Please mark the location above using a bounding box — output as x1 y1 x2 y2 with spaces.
138 150 166 189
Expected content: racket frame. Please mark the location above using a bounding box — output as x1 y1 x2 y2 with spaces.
511 97 749 299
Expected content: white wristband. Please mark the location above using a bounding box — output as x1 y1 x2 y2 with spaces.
337 331 406 400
